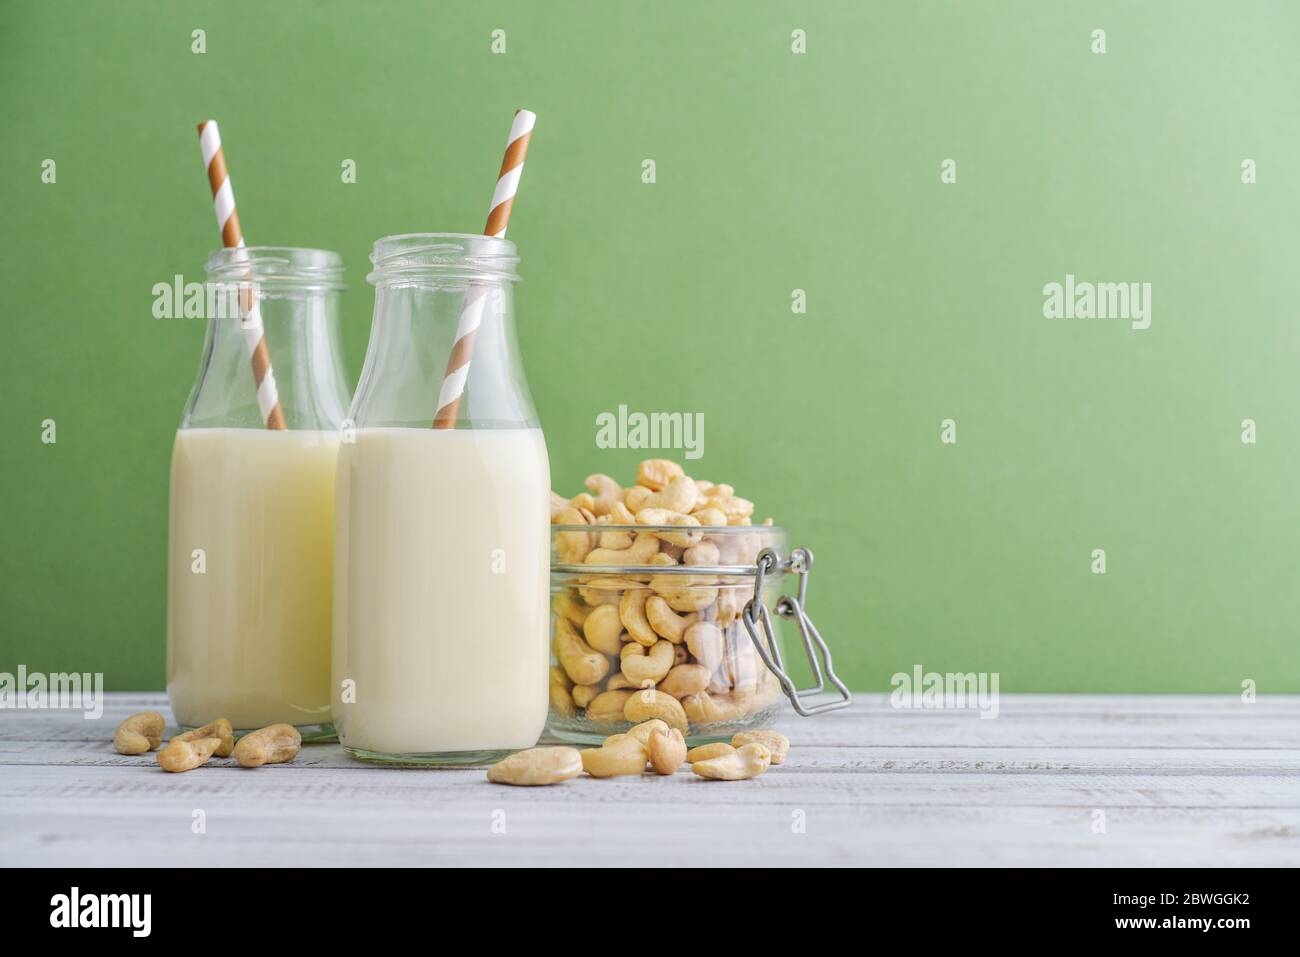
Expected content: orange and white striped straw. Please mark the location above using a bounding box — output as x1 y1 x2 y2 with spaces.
432 109 536 428
197 120 286 430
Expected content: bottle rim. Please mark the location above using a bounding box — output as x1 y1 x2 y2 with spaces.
205 246 346 292
367 232 520 287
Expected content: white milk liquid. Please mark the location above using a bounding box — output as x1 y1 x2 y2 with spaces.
332 427 551 755
167 428 339 730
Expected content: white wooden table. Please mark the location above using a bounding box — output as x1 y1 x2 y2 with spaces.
2 693 1297 867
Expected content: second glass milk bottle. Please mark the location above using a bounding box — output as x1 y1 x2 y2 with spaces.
168 247 350 739
333 234 551 765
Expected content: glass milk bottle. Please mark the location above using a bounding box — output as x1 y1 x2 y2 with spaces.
168 247 350 738
333 233 551 765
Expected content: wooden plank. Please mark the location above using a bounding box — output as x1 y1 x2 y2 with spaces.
3 693 1299 867
4 794 1298 867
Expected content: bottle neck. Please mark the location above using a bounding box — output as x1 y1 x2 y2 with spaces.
352 233 535 430
184 249 350 430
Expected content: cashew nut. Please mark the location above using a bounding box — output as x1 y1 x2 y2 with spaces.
572 684 601 709
681 691 747 725
550 681 577 718
651 577 719 612
623 688 688 733
704 494 754 523
609 500 636 525
585 531 659 566
684 621 725 673
555 618 611 685
686 742 736 763
720 635 759 696
605 672 637 692
642 474 698 515
598 528 634 550
582 603 625 655
584 474 623 516
683 540 720 566
586 690 635 724
618 588 660 647
636 459 684 491
580 736 648 777
234 723 302 768
657 663 712 698
157 736 220 773
716 587 741 626
620 638 675 686
635 507 703 548
553 590 591 627
645 595 697 643
113 711 164 755
623 484 652 512
691 742 771 780
618 718 669 747
487 746 583 786
647 728 687 775
690 506 728 527
174 718 235 758
732 730 789 765
555 507 593 563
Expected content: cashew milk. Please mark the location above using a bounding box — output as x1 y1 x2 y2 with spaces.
332 427 550 757
167 428 339 731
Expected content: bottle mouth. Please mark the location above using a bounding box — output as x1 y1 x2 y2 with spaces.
367 233 520 287
205 246 346 292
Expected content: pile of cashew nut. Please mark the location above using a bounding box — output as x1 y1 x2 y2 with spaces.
551 460 784 734
112 711 301 772
486 726 790 785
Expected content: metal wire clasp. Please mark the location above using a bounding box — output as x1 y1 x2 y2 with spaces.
741 547 852 716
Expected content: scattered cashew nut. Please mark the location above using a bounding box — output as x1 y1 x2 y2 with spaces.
686 742 736 763
113 711 164 755
581 735 649 777
157 736 220 773
173 718 235 758
732 730 789 765
691 742 772 781
234 723 302 768
647 728 687 775
487 746 584 786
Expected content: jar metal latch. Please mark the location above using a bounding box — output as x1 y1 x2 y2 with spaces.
742 547 852 716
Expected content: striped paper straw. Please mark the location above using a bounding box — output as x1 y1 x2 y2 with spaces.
432 109 536 428
197 120 286 430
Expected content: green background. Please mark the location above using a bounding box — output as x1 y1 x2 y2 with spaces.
3 0 1298 692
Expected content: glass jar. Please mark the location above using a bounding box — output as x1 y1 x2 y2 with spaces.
167 247 350 739
333 233 551 765
548 524 851 744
